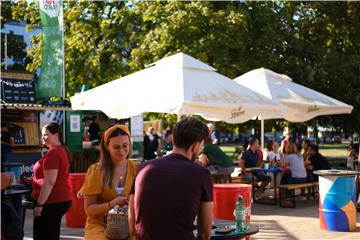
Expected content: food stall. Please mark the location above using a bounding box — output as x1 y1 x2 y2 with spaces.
1 70 71 178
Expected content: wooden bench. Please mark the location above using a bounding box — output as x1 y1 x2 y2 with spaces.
230 176 250 183
278 182 319 208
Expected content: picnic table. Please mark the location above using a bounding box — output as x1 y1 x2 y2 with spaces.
245 167 283 205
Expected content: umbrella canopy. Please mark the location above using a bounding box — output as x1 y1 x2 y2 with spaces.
71 53 280 123
234 68 353 122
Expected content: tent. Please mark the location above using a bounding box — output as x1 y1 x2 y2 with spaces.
234 68 353 146
71 53 280 124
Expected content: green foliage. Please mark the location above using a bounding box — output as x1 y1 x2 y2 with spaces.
129 1 360 134
11 0 138 97
1 1 13 28
7 0 360 134
143 112 177 128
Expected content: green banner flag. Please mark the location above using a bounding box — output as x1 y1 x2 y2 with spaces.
37 0 63 98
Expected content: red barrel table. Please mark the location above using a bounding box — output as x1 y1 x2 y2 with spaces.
66 173 87 228
213 184 252 223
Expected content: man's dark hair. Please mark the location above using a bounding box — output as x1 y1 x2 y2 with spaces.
354 143 359 155
249 137 258 146
204 136 212 145
172 118 209 150
303 139 310 146
310 144 319 153
266 140 273 151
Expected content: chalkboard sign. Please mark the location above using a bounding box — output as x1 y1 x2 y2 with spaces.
1 78 36 103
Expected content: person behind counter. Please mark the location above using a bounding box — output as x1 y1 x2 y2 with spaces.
143 127 162 160
80 124 139 240
1 124 15 163
31 122 72 240
88 116 101 143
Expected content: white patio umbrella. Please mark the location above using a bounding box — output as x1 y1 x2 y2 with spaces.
71 53 280 123
234 67 353 146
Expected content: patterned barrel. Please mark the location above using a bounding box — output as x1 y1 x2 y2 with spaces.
318 173 357 232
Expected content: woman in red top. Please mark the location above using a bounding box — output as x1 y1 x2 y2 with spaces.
32 122 72 240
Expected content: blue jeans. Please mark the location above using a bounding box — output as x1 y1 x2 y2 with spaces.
281 174 306 197
281 173 306 184
207 165 234 175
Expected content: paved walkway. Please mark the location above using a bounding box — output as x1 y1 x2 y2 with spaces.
251 199 360 239
23 198 360 240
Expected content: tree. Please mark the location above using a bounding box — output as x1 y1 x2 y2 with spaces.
283 2 360 134
12 0 139 97
0 1 13 28
9 1 359 133
129 1 289 128
130 1 359 133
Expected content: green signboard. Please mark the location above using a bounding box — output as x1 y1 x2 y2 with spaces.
65 111 83 152
37 0 63 98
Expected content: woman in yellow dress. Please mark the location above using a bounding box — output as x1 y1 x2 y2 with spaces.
80 125 139 239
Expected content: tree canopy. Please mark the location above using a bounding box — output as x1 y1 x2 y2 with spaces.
7 0 360 134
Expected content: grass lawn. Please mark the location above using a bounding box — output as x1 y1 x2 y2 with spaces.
220 143 349 168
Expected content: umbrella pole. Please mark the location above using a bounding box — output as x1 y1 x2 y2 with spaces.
261 118 265 149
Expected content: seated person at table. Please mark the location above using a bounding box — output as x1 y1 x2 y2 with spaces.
347 142 359 170
280 143 307 185
271 141 283 161
305 144 330 181
239 138 271 200
262 140 273 163
199 137 235 175
302 139 312 181
301 139 311 162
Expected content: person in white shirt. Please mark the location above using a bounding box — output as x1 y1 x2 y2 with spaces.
281 143 307 184
262 140 273 163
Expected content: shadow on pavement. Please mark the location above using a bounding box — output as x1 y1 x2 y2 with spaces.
250 219 298 240
251 199 319 219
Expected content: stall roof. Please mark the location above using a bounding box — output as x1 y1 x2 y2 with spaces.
1 103 72 111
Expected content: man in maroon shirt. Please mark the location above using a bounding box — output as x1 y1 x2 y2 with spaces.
129 118 213 240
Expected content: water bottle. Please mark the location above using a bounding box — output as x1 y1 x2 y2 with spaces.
233 196 246 234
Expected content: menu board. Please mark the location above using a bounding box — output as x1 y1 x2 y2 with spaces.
1 78 36 103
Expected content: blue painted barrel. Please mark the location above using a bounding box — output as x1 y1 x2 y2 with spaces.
317 171 357 232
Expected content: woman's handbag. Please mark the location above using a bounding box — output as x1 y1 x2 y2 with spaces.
105 205 129 239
